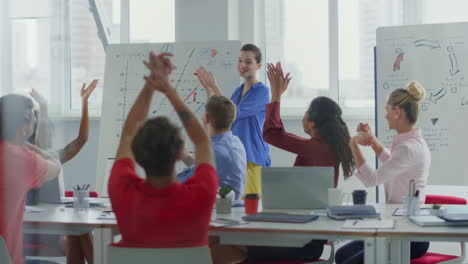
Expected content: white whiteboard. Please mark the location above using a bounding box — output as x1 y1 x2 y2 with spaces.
96 41 241 195
376 22 468 185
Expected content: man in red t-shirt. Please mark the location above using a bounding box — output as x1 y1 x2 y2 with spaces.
0 94 62 264
108 52 218 248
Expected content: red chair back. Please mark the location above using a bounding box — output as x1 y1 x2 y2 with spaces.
424 195 467 205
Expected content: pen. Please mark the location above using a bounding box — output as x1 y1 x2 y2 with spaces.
353 219 359 225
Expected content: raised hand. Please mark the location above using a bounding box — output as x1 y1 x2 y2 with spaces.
144 52 176 94
81 79 98 103
267 62 291 102
196 66 221 96
356 122 374 146
30 88 48 107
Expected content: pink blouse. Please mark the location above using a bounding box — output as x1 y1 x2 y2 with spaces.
357 128 431 204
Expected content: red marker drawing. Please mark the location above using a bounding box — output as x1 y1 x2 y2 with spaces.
211 49 218 58
393 52 404 71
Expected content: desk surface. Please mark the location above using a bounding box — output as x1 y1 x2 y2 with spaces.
24 202 468 238
24 203 379 237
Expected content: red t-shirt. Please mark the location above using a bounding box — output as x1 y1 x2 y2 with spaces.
263 102 340 187
0 141 49 264
108 158 218 248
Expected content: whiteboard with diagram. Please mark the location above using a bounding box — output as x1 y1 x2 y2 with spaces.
96 41 241 195
376 23 468 185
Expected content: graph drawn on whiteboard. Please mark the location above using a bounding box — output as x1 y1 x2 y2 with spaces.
97 41 241 195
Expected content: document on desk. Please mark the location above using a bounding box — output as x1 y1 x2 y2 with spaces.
210 218 247 227
342 219 395 229
25 206 44 213
97 212 116 220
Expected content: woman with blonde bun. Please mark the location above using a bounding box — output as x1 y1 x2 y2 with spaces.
335 81 431 264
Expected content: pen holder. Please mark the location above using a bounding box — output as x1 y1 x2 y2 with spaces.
403 196 420 216
73 190 90 210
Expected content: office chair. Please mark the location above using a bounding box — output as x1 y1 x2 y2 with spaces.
411 195 466 264
107 244 212 264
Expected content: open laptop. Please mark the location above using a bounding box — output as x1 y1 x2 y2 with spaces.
261 167 334 210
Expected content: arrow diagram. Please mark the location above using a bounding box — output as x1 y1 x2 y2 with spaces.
429 87 447 104
393 52 404 71
414 39 441 49
449 53 460 76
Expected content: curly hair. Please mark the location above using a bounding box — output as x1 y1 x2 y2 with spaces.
131 116 183 177
308 97 355 179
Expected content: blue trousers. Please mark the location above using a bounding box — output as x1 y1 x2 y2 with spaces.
335 240 429 264
246 240 325 262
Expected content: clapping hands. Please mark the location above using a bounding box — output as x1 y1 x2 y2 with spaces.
144 52 176 94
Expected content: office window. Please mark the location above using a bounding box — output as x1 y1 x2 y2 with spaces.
130 0 175 43
421 0 468 23
338 0 402 113
70 0 119 113
265 0 329 111
9 0 52 103
265 0 403 115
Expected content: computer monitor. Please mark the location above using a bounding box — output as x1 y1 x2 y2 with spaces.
261 167 334 210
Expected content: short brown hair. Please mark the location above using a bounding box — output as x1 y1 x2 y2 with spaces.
205 95 236 131
241 43 262 63
131 117 183 177
0 94 34 141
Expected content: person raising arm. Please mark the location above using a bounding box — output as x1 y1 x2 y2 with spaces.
109 52 217 248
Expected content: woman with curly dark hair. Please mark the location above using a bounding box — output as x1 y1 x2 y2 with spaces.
210 62 355 264
263 62 355 187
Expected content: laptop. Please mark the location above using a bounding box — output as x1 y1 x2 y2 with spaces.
261 167 334 210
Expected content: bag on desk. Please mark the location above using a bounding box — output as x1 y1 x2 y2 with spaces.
327 205 380 220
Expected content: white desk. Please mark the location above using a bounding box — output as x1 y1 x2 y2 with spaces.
27 203 467 264
24 204 380 264
376 204 468 264
23 201 118 264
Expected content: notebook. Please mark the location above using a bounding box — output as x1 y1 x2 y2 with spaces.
242 213 319 223
327 205 380 220
409 215 468 226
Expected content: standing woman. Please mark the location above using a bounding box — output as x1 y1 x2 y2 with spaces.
336 81 430 264
196 44 270 197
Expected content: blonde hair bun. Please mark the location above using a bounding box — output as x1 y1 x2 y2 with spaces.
406 81 425 102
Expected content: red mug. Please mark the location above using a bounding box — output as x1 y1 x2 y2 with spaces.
244 193 259 215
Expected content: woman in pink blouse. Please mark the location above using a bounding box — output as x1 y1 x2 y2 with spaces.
336 81 431 264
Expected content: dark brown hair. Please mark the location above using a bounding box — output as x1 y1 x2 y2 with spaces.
205 95 236 131
241 43 262 63
307 97 355 179
0 94 34 141
131 116 183 177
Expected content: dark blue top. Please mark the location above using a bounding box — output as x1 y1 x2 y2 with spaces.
230 82 271 167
